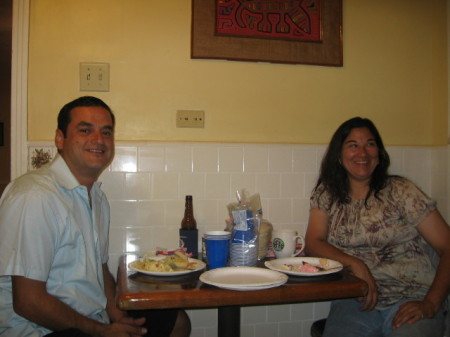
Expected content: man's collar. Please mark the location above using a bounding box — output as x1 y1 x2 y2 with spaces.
50 154 85 190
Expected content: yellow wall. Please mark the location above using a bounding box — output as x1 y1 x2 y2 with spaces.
28 0 448 145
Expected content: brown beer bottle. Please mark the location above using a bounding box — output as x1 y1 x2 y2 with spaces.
179 195 198 258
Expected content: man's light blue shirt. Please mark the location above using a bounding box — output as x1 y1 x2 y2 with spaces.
0 155 110 336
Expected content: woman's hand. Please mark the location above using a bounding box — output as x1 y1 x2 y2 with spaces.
391 299 436 329
349 259 378 311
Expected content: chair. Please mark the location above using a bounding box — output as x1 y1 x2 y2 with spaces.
310 318 326 337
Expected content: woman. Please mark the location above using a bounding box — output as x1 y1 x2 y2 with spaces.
305 117 450 337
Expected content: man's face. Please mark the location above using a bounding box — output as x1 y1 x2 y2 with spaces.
55 106 115 183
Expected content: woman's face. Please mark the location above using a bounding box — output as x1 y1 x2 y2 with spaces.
340 127 379 185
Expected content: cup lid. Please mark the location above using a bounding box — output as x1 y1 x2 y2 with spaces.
204 230 231 236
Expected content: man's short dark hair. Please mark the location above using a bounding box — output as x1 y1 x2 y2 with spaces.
57 96 115 137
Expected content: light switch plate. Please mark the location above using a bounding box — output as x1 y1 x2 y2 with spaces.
80 62 110 91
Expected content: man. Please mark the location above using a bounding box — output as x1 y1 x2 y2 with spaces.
0 96 190 336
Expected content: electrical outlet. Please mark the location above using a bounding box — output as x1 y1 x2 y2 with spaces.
176 110 205 128
80 62 110 91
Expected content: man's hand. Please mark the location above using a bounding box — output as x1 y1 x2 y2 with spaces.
94 318 147 337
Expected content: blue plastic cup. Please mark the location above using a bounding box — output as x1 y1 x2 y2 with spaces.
204 231 230 269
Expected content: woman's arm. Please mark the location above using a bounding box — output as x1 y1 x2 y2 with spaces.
305 208 378 310
392 209 450 328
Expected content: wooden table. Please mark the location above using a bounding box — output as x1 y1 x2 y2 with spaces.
116 255 367 337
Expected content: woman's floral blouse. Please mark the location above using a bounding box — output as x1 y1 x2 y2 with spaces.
310 176 437 309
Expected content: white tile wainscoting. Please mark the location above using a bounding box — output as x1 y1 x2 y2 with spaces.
27 141 449 337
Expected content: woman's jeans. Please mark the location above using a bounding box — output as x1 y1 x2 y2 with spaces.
323 298 446 337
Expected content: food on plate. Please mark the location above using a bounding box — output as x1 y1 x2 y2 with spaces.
133 250 197 272
154 247 194 257
170 250 190 269
281 260 330 273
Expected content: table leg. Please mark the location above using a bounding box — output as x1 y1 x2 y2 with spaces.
218 306 240 337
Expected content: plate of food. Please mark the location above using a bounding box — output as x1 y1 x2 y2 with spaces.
265 257 343 277
128 250 206 276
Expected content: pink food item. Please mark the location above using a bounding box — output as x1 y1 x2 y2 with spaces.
156 247 191 257
298 263 320 273
283 261 323 273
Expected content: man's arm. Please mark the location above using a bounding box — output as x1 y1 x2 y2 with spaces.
103 263 123 322
12 276 102 333
11 276 146 337
102 263 140 324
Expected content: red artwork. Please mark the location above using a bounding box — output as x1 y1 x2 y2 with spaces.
216 0 321 42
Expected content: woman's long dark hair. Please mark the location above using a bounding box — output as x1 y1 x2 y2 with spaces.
314 117 390 205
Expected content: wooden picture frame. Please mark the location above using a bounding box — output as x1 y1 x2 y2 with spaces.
191 0 343 66
0 122 3 146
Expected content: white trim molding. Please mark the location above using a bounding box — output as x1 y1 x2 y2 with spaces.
11 0 29 179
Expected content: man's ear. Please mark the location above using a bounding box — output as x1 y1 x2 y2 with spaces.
55 129 64 151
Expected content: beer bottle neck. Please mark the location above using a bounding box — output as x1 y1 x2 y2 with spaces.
181 197 196 229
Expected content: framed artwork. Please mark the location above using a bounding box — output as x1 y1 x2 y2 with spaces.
191 0 343 66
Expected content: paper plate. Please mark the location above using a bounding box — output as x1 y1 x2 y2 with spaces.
200 267 288 290
265 257 343 277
